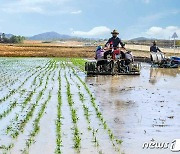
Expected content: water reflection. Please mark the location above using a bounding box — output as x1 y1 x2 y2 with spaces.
83 64 180 154
149 67 180 84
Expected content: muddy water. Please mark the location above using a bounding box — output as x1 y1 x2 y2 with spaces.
84 63 180 154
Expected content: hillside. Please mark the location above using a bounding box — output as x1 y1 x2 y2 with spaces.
28 31 73 41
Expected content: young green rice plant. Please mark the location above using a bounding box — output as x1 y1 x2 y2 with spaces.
55 70 63 154
4 61 55 149
71 66 122 150
0 143 14 153
65 73 81 152
0 60 52 105
68 76 103 151
70 58 87 72
8 62 56 139
0 100 17 120
22 90 52 153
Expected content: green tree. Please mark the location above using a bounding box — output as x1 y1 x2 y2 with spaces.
9 35 25 43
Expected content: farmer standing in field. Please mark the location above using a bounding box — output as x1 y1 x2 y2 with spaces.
104 29 125 59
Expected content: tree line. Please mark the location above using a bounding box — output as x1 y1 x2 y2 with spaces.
0 33 25 44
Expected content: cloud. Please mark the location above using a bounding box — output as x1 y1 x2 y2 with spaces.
126 9 180 39
146 26 180 39
71 26 111 37
70 10 82 14
0 0 76 14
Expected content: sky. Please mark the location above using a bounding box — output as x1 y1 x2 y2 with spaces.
0 0 180 39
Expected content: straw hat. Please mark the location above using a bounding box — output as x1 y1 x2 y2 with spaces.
111 29 119 34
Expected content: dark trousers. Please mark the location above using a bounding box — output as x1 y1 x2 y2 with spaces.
125 59 131 65
104 50 112 59
97 60 106 66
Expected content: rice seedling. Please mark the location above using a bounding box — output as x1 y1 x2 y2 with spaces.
55 69 63 154
22 90 52 153
70 66 122 150
65 73 81 152
0 100 17 120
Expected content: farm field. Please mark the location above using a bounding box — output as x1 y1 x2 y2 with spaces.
0 58 180 154
0 58 122 154
1 41 180 58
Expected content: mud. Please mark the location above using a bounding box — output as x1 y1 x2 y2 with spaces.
85 63 180 154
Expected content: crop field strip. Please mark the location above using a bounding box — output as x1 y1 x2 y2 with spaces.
67 62 122 152
0 61 50 122
0 58 122 154
0 60 53 123
0 58 49 91
0 59 52 105
0 59 56 153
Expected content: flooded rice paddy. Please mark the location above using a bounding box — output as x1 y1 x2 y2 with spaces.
0 58 179 154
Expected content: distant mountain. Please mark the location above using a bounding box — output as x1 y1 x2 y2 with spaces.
0 32 13 38
129 37 152 41
28 31 73 40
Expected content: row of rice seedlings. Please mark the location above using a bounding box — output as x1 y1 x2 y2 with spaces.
18 60 53 90
12 62 56 137
70 58 87 72
1 61 56 152
30 60 51 88
0 60 50 152
22 90 52 153
0 61 54 124
71 66 122 151
0 61 37 90
60 62 66 70
66 65 105 153
55 70 63 154
20 60 54 96
0 143 14 153
20 61 55 109
31 60 55 88
6 61 56 139
78 89 101 148
22 61 56 152
68 74 102 149
0 89 16 104
0 100 17 120
64 73 81 152
0 60 52 104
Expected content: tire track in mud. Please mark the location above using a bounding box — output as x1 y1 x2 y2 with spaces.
0 61 57 153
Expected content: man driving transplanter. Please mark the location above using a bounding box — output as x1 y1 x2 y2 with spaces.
104 29 125 59
150 41 162 53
